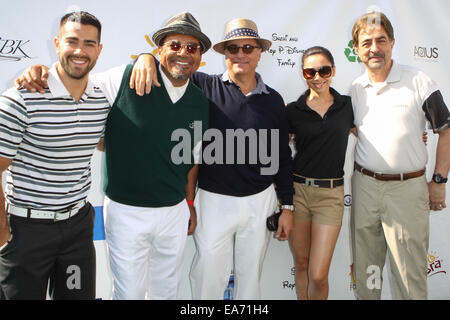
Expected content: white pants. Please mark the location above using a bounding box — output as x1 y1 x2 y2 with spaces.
104 196 190 300
190 184 278 299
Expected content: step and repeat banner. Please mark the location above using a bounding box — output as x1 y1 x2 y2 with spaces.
1 0 449 299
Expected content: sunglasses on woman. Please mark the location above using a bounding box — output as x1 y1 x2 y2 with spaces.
164 41 201 54
225 44 261 55
302 66 333 80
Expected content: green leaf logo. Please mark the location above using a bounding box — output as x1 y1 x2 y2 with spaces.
344 40 361 63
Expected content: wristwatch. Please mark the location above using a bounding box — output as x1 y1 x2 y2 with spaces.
432 173 448 184
281 205 295 212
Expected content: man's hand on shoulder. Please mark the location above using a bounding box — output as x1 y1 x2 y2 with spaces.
14 64 50 94
130 54 160 96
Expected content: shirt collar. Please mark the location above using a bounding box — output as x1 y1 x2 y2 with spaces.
359 60 401 88
385 60 401 84
47 63 97 98
221 70 270 95
297 87 344 111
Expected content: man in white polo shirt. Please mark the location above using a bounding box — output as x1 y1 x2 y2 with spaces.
350 12 450 300
0 11 108 299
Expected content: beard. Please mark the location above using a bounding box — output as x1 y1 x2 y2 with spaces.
169 71 190 80
59 54 96 79
166 56 197 80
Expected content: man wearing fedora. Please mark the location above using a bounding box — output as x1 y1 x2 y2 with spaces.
99 12 211 300
128 18 294 299
14 11 211 300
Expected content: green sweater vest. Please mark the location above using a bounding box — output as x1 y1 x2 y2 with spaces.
103 64 209 207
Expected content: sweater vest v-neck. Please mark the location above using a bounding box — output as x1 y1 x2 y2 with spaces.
103 64 209 207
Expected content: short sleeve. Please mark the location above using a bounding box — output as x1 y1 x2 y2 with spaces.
91 64 127 105
422 90 450 133
0 88 29 158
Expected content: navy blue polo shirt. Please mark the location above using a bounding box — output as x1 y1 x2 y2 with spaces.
192 71 294 205
287 88 354 179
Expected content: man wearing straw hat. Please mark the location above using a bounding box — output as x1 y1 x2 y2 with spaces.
128 18 294 299
187 18 294 300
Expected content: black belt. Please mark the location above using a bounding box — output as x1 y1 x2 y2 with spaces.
294 175 344 188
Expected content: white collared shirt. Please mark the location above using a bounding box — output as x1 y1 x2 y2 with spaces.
159 64 189 103
351 60 441 173
92 64 189 105
48 63 97 99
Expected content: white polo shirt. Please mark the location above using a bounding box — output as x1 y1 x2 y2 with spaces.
351 61 449 173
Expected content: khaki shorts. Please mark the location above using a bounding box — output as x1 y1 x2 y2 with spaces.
293 182 344 226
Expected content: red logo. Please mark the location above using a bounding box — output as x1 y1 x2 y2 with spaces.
427 252 447 277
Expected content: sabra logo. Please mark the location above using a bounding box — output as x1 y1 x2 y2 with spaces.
344 40 361 63
0 37 32 61
131 35 206 67
427 251 447 277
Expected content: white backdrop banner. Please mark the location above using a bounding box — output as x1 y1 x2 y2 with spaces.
1 0 449 300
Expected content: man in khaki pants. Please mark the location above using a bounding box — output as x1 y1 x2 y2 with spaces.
350 12 450 299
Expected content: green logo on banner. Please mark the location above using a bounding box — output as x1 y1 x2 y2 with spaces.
344 40 361 63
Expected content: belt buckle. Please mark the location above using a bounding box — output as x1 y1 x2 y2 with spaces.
54 204 75 221
305 178 318 187
360 166 379 179
54 211 68 221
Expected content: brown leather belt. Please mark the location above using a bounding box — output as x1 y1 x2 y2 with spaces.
354 163 425 181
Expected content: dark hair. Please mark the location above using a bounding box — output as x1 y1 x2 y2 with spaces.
301 46 335 68
352 12 394 47
60 11 102 41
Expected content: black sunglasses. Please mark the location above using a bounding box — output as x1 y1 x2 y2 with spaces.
165 41 201 54
225 44 261 55
302 66 333 80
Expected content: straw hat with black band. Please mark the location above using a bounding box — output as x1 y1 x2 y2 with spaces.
152 12 211 53
213 18 272 54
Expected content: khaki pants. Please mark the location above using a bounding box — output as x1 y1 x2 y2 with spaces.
351 170 430 300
